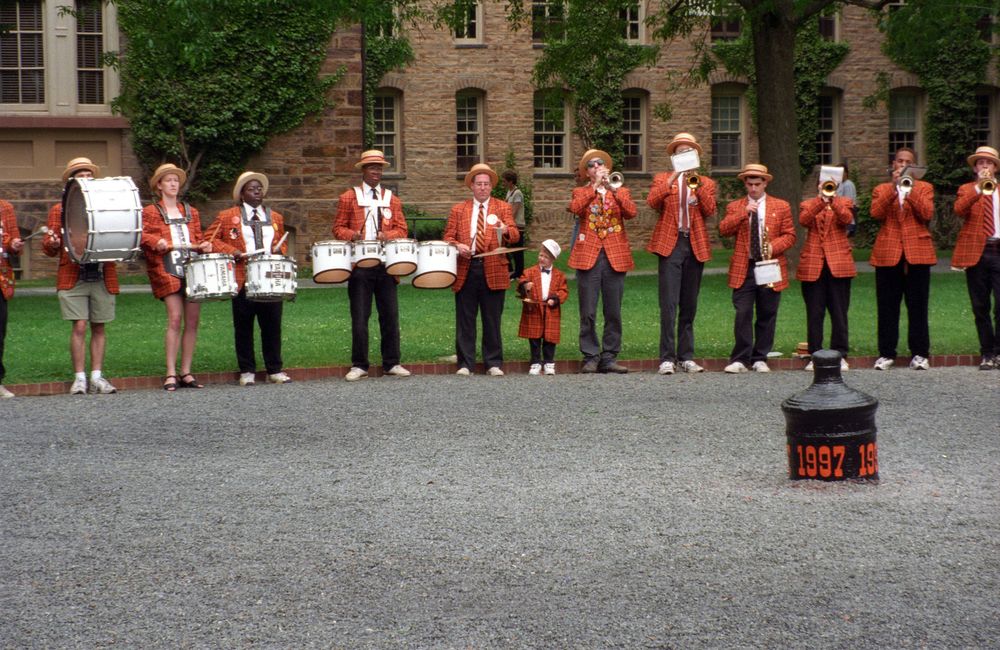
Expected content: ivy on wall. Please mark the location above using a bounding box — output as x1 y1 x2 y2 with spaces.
363 14 414 148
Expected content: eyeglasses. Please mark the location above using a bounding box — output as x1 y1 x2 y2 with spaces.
587 159 605 168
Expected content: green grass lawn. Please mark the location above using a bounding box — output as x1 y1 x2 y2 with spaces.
3 270 979 384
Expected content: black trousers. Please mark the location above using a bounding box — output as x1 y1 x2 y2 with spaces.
965 244 1000 357
455 259 505 370
730 263 781 365
875 260 930 359
231 289 283 374
801 264 852 357
656 235 705 363
529 338 556 364
348 265 401 371
0 294 7 383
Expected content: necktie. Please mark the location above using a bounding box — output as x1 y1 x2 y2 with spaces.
985 193 996 238
474 204 486 254
679 175 690 232
749 210 762 262
369 187 379 238
251 208 263 251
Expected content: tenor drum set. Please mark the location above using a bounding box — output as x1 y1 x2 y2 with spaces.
310 237 458 289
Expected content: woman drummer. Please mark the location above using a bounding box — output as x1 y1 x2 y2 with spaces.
140 163 212 391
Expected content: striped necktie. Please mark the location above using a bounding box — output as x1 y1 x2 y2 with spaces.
474 203 486 253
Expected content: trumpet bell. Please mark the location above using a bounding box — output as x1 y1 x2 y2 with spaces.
608 172 624 190
821 180 838 198
899 176 913 190
686 174 700 190
980 178 996 195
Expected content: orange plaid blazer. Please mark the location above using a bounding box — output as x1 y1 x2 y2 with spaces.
333 187 408 241
140 202 205 299
952 181 996 268
869 180 936 267
568 185 637 272
444 198 518 292
719 195 796 292
1 200 17 300
796 196 857 282
206 205 288 291
42 203 120 294
646 173 717 262
517 264 569 344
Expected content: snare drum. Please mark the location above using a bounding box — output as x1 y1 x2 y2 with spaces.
311 240 351 283
351 239 384 268
62 176 143 263
184 253 238 302
412 240 457 289
383 238 419 276
246 254 297 302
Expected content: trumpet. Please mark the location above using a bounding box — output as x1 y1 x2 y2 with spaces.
899 174 914 190
686 173 701 190
821 180 838 197
979 175 996 195
607 171 624 190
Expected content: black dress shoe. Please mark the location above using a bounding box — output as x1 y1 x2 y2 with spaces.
599 361 629 374
580 359 599 374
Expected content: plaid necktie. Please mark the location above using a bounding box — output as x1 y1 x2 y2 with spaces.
251 209 263 250
474 203 486 253
679 176 690 231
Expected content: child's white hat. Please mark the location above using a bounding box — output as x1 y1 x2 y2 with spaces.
541 239 561 259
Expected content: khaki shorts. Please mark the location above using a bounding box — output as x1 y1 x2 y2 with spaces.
58 281 116 323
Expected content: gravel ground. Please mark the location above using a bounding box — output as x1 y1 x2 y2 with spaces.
2 368 998 649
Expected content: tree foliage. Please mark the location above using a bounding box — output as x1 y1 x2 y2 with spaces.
363 9 414 148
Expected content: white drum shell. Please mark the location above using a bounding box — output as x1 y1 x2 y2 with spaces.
246 254 297 302
62 176 143 263
412 240 457 289
383 238 419 276
185 253 238 302
312 240 351 284
352 240 385 269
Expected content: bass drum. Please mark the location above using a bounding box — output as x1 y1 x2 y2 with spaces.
412 240 457 289
62 176 143 263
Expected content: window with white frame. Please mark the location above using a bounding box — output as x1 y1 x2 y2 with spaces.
888 91 920 162
456 90 483 170
76 0 105 105
974 92 994 148
533 90 565 170
454 1 483 44
711 87 744 171
622 91 645 171
532 0 565 43
373 91 401 172
621 1 643 43
0 1 45 104
816 93 838 165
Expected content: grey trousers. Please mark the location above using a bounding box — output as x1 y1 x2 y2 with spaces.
657 235 704 363
577 249 625 363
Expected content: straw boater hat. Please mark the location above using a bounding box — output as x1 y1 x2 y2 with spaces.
541 239 562 260
578 149 613 175
967 145 1000 168
737 163 773 183
464 162 499 188
232 171 269 203
666 132 703 156
354 149 391 169
61 157 100 182
149 163 187 191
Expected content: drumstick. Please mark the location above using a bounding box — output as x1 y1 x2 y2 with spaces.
20 226 49 241
272 231 288 252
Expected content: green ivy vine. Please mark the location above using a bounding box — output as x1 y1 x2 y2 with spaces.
363 15 414 148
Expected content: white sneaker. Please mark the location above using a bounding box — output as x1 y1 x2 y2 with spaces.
681 360 704 373
841 359 850 371
752 361 770 373
528 363 542 376
239 372 256 386
543 363 556 375
345 367 368 382
385 365 411 377
724 361 748 374
268 371 292 384
456 367 471 376
910 355 930 370
0 385 13 399
70 377 88 394
657 361 675 375
804 361 814 371
873 357 894 371
487 366 505 377
89 376 117 394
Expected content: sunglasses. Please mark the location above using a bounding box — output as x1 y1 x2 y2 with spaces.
587 159 605 168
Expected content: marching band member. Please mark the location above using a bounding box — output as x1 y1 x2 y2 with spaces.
140 164 212 391
0 196 24 398
569 149 637 374
517 239 568 376
646 132 717 375
952 145 1000 370
444 163 518 376
207 171 291 386
797 173 856 370
42 157 120 395
870 147 935 371
720 163 796 373
334 150 411 382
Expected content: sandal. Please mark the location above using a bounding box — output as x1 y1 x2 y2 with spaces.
179 373 204 389
163 375 178 392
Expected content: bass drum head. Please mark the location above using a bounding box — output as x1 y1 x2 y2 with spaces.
62 179 89 264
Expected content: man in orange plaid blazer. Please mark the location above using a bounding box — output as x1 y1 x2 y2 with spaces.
517 239 569 375
42 157 120 395
952 145 1000 370
646 133 717 375
719 163 796 373
869 147 936 371
334 150 411 382
444 163 519 376
797 173 857 369
569 149 637 374
0 198 24 398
